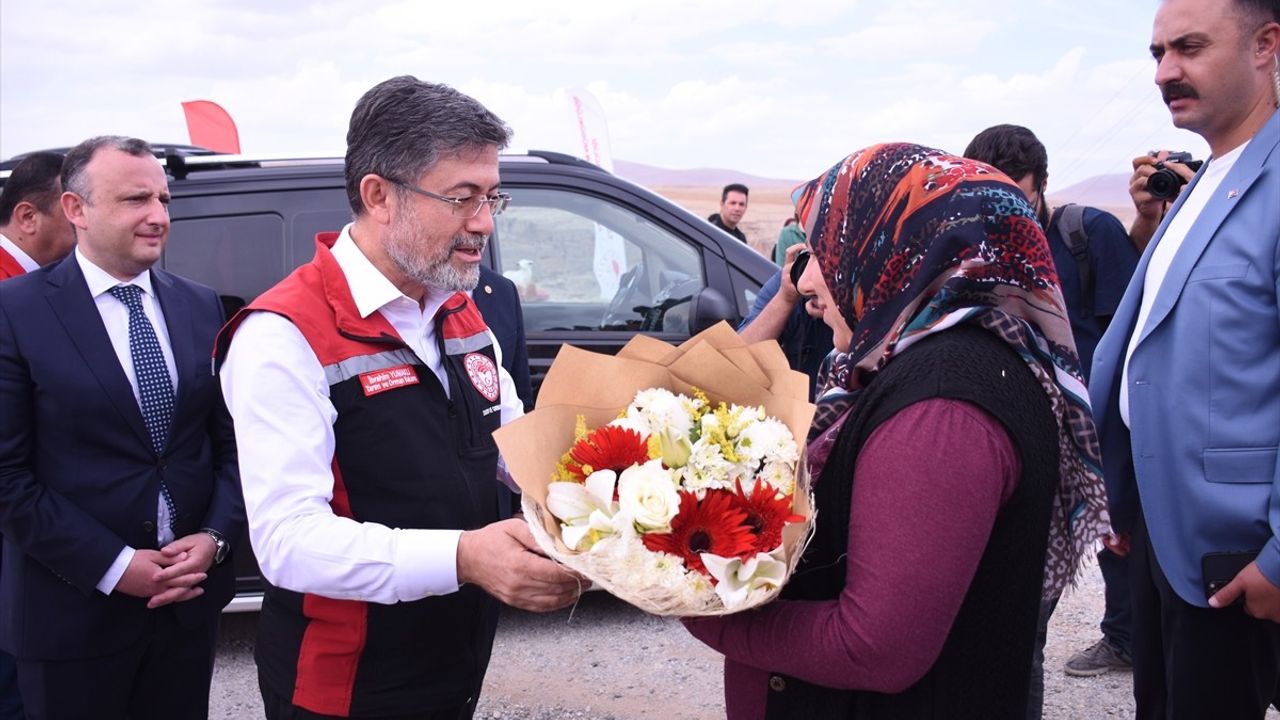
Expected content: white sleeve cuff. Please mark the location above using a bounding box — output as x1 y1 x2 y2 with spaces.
97 546 135 595
395 529 463 600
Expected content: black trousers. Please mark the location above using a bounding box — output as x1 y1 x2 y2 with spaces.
260 673 474 720
16 606 218 720
1130 509 1280 719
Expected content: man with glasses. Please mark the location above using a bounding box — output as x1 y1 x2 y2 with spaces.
217 76 581 720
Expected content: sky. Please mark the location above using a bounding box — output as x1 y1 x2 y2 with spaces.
0 0 1210 190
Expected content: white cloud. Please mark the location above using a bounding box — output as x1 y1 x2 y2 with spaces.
1 0 1204 188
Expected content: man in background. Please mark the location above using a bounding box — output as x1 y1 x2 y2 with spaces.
708 182 749 244
0 152 76 280
965 123 1140 720
0 148 78 720
0 136 244 719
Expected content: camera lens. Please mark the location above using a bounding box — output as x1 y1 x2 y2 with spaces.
1146 167 1182 200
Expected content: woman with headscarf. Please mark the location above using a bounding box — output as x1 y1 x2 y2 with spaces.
684 143 1109 720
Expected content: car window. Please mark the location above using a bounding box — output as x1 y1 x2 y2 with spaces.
495 187 704 335
165 213 287 317
728 265 763 319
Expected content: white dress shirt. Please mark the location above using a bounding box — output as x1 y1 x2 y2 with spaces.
220 226 523 604
1121 142 1247 427
0 232 40 273
75 248 181 593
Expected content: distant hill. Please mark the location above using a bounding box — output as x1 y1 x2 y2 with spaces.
1049 173 1131 209
1048 173 1135 226
614 158 1137 226
614 159 799 188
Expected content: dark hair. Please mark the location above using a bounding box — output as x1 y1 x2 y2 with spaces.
344 75 512 216
962 124 1049 193
721 183 749 202
0 152 65 222
1232 0 1280 25
61 136 154 202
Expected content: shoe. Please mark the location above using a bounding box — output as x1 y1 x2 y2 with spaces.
1063 639 1132 677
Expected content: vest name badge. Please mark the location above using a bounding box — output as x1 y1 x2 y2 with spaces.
359 364 421 397
464 352 501 402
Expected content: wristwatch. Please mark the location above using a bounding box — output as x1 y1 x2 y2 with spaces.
201 528 230 566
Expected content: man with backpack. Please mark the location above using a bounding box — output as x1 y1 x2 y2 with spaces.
964 124 1140 720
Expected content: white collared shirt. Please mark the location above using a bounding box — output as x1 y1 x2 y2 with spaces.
219 225 523 603
75 247 180 593
1121 142 1247 427
0 232 40 274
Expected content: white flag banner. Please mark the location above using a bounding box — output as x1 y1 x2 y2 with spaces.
566 87 614 173
564 87 627 300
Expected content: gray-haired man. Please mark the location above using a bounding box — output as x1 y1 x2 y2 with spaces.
217 76 581 720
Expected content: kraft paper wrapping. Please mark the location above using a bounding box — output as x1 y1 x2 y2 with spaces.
493 322 817 615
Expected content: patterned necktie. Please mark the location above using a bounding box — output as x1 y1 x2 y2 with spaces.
108 284 178 529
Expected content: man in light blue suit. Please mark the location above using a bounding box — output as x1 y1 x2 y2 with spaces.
1089 0 1280 716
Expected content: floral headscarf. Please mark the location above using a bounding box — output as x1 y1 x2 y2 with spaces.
796 142 1108 598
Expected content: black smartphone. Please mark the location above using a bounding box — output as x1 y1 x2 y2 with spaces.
1201 551 1257 603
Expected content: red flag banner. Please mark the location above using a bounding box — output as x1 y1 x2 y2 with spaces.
180 100 241 154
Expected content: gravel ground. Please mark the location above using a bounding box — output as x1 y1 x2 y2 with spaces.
210 556 1280 719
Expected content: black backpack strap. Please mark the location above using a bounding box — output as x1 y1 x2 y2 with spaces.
1054 203 1092 318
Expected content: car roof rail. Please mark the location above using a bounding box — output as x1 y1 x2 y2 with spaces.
160 153 343 179
521 149 605 171
3 146 605 182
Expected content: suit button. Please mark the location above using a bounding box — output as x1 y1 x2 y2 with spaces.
769 675 787 692
142 520 156 533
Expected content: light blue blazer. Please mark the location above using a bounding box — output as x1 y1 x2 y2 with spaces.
1090 108 1280 607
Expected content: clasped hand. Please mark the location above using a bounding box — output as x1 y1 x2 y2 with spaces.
116 532 218 609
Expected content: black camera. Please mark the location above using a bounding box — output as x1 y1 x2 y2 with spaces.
1146 151 1204 200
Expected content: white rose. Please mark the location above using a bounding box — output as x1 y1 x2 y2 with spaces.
617 460 681 532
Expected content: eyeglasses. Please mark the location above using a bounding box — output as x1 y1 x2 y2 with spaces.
789 249 812 289
390 179 511 218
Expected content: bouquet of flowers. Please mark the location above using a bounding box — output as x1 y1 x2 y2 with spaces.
494 323 815 616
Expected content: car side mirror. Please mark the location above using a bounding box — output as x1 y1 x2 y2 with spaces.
687 287 737 335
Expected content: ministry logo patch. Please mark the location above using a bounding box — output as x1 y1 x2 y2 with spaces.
464 352 500 402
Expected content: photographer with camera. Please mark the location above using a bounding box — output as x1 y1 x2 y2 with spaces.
1126 150 1202 253
1090 0 1280 716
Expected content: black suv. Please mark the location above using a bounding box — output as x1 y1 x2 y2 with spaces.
2 148 775 610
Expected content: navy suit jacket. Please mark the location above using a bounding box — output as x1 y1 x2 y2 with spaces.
473 266 532 520
474 265 532 410
0 255 244 659
1090 108 1280 607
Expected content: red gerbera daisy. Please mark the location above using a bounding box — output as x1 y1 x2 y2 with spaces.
731 479 806 553
642 490 756 575
562 425 651 482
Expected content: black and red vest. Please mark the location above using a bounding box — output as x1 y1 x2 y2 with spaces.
215 237 504 717
0 245 26 280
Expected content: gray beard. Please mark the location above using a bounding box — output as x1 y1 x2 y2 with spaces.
385 221 485 293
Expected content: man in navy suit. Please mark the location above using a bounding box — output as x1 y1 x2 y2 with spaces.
472 265 532 411
0 136 244 720
474 266 532 521
1089 1 1280 716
